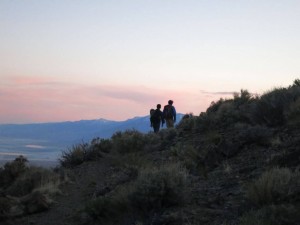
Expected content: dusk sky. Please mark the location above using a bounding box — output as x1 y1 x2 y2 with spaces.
1 1 299 124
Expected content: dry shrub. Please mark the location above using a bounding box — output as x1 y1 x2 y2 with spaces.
91 138 112 153
0 197 11 220
111 130 147 154
86 163 190 224
0 156 29 188
235 124 274 146
31 168 61 196
60 139 112 167
60 143 88 167
204 130 222 145
248 84 300 127
157 128 178 147
129 163 189 213
86 191 130 224
0 157 61 221
176 114 196 131
287 98 300 126
111 152 150 172
240 204 300 225
6 166 61 197
142 132 162 152
247 167 300 206
170 144 206 177
239 208 271 225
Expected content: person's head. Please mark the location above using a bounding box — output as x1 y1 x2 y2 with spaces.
157 104 161 109
168 100 173 105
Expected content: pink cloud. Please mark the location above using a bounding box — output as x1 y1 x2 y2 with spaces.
3 75 49 85
0 76 230 123
12 76 52 85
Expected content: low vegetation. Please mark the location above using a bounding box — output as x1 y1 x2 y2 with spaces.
241 167 300 225
247 167 300 206
86 163 189 224
0 156 62 220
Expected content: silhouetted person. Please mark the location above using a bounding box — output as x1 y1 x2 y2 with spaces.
150 108 155 127
163 100 176 128
150 104 164 133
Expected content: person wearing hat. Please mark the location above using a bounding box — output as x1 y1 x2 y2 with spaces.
163 100 176 128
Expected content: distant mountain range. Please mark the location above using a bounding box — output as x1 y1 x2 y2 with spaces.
0 114 184 163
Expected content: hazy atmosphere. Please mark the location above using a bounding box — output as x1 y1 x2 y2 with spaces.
1 0 299 124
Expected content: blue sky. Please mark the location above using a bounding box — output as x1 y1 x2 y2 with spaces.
0 0 299 123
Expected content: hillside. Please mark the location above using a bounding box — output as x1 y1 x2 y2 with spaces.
1 81 300 225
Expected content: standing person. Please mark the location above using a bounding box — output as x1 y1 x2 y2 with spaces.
163 100 176 128
150 104 164 133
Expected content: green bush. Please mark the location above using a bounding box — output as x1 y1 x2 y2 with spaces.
252 85 300 126
111 152 149 172
128 164 189 213
157 128 178 147
206 98 226 114
86 164 189 224
234 124 274 146
83 138 112 161
233 89 254 106
86 192 129 224
0 156 28 188
291 78 300 87
111 130 147 154
193 112 218 132
176 113 196 131
203 97 253 131
142 132 162 152
254 88 290 126
91 138 112 153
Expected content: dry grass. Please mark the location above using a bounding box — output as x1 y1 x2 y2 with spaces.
223 161 232 174
247 167 300 206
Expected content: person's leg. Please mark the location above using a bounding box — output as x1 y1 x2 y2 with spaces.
169 120 174 128
166 119 174 128
153 123 160 133
166 119 171 128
